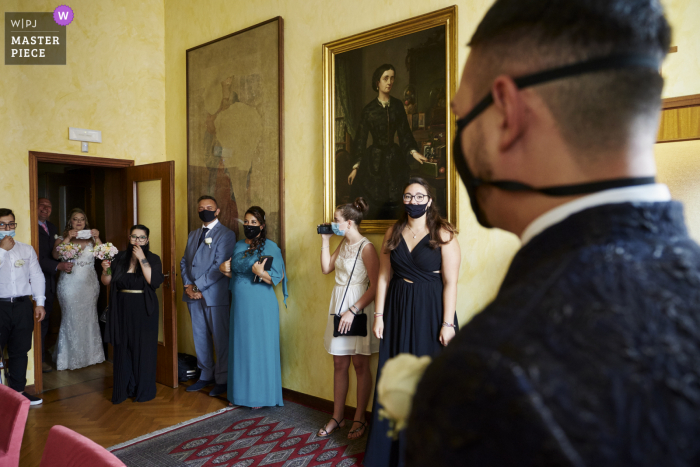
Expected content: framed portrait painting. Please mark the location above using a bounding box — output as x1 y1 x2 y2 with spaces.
323 7 458 233
187 17 284 253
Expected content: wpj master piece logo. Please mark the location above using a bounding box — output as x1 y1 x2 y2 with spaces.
4 6 73 65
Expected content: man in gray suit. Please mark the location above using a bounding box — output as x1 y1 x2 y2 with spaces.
180 195 237 396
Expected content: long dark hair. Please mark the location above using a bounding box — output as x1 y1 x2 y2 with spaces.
112 225 150 283
243 206 266 260
385 177 457 251
62 208 90 238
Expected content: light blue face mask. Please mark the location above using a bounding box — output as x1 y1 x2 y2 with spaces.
331 222 346 236
0 230 15 239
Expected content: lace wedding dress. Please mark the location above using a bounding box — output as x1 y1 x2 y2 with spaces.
55 244 105 370
323 237 379 356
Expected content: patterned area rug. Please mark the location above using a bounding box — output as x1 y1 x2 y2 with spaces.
109 402 366 466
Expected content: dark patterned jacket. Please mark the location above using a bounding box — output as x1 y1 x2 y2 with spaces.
408 202 700 467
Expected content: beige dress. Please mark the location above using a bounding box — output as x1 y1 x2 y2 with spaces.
323 238 379 356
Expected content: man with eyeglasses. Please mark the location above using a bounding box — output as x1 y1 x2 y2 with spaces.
406 0 700 465
0 208 46 405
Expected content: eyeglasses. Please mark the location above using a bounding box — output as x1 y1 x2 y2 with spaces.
0 222 17 229
130 235 148 242
403 194 430 203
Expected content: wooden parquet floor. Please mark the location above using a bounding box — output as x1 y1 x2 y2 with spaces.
20 377 228 466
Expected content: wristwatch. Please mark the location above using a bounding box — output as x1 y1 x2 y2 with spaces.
192 285 199 293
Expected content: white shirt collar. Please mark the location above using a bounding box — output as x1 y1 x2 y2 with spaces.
520 183 672 245
202 218 219 230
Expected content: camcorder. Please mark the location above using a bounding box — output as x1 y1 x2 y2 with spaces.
317 223 333 234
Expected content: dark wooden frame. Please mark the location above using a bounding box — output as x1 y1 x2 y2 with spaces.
28 151 134 394
185 17 285 257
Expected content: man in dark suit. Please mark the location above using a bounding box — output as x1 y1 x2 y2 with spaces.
37 198 71 373
407 0 700 466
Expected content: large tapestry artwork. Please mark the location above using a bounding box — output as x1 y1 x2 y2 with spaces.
323 7 458 232
187 18 284 250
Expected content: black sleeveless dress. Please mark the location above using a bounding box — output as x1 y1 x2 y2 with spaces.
364 235 458 467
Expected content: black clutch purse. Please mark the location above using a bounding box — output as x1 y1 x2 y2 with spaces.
332 240 368 337
333 313 367 337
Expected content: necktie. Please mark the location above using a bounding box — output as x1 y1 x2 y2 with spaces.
198 228 209 248
40 222 49 235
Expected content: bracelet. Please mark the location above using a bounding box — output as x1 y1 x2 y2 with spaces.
350 305 360 313
321 246 329 250
349 309 357 316
442 322 456 328
374 313 383 317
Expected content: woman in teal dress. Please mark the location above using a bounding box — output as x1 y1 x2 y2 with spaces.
220 206 288 408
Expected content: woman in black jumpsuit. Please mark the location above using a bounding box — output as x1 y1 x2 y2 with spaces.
102 224 164 404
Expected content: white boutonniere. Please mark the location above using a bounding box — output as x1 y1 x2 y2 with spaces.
54 234 59 240
204 237 213 249
377 354 432 439
14 260 25 268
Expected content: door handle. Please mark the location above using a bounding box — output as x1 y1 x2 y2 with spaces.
163 271 170 289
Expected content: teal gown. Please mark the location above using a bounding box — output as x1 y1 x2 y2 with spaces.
227 239 288 407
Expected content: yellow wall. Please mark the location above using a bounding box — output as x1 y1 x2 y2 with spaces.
164 0 521 406
656 0 700 241
0 0 166 386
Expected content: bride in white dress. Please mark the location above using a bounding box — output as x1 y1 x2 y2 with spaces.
52 208 105 371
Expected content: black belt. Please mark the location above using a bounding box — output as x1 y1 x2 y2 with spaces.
0 296 30 303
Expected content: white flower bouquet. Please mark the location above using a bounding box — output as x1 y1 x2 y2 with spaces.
55 243 83 274
94 242 119 275
377 353 432 439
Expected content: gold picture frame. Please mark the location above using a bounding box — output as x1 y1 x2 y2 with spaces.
322 6 458 233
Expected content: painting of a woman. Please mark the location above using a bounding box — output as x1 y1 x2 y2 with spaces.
348 64 427 220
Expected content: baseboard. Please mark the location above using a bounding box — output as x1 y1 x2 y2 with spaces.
25 384 36 395
282 388 371 422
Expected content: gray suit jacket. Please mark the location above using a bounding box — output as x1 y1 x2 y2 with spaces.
180 221 237 307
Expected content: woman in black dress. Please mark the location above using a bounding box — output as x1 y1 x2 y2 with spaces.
347 64 427 220
364 177 461 467
101 225 164 404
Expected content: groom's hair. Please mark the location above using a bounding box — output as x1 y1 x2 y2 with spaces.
197 195 218 208
0 209 14 220
468 0 670 157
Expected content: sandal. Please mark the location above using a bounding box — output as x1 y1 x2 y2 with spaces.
317 417 345 437
347 420 368 439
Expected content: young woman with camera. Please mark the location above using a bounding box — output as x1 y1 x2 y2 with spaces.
219 206 288 409
364 177 461 466
318 197 379 440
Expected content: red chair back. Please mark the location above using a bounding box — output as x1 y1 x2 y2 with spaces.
39 425 125 467
0 384 30 467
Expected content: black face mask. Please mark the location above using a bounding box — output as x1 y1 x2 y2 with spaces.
453 53 660 228
137 242 150 255
244 225 261 239
198 210 216 223
404 202 429 219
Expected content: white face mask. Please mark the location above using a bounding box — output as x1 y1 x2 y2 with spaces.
0 230 15 239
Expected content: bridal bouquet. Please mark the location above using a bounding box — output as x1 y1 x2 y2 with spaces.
55 243 83 274
94 243 119 275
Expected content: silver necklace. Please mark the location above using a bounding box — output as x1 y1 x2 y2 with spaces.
406 225 423 239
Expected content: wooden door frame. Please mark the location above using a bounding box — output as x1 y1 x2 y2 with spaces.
125 161 178 388
28 151 134 394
